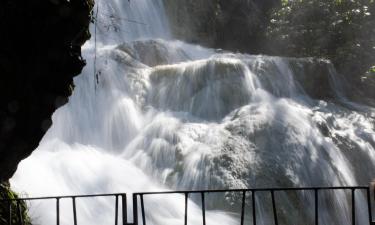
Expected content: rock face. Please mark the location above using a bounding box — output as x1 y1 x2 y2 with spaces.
0 0 94 182
117 40 190 67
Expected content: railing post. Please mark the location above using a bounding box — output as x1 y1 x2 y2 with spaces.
367 187 373 225
115 195 119 225
8 200 12 225
122 194 127 225
72 197 78 225
240 191 246 225
271 190 278 225
252 190 256 225
352 189 356 225
56 198 60 225
201 192 206 225
16 200 24 225
184 193 188 225
140 195 146 225
132 194 138 225
315 189 319 225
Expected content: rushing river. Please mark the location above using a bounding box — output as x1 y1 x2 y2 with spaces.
11 1 375 225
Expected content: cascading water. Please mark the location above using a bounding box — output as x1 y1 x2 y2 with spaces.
10 0 375 225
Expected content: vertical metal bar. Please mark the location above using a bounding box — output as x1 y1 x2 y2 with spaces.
16 200 23 225
271 191 278 225
115 195 119 225
8 200 12 225
352 189 356 225
72 197 78 225
240 191 246 225
56 198 60 225
252 190 256 225
122 194 127 225
367 187 373 225
140 195 146 225
133 194 138 225
184 193 188 225
201 192 206 225
315 189 319 225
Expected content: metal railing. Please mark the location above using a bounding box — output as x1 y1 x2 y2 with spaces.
0 193 127 225
1 186 374 225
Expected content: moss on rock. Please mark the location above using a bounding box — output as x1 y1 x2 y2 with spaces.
0 182 31 225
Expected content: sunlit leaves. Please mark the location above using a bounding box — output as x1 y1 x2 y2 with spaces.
266 0 375 81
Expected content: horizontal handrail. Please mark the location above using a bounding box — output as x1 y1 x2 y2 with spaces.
0 186 369 201
134 186 370 195
0 193 127 201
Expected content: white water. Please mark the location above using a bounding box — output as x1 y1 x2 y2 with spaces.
10 1 375 225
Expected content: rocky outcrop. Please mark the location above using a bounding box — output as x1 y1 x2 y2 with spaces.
117 40 190 67
287 58 336 100
0 0 94 182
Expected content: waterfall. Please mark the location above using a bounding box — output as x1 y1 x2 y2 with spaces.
10 1 375 225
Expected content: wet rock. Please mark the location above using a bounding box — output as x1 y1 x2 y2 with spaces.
117 39 190 67
288 58 336 100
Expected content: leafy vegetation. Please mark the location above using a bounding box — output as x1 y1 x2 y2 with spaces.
267 0 375 83
0 183 31 225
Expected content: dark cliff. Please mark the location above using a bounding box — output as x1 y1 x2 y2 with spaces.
0 0 94 182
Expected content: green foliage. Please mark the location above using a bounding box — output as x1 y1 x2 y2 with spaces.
0 183 31 225
267 0 375 81
364 65 375 79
